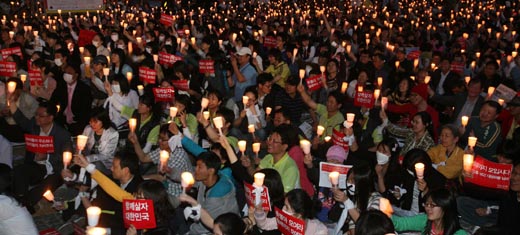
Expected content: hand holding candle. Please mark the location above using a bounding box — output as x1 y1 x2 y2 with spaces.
203 111 210 120
414 163 425 179
170 107 178 119
242 96 249 107
43 190 54 202
317 125 325 137
300 139 311 155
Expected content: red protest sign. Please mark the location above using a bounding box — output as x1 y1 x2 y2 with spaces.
39 228 60 235
29 69 43 86
0 61 16 77
123 199 156 229
159 13 174 26
332 129 350 151
199 60 215 74
264 36 277 48
152 87 175 102
171 79 189 91
305 74 323 92
354 91 375 108
138 67 156 84
1 47 23 59
77 30 98 47
158 51 183 66
25 134 54 154
244 182 271 211
275 207 305 235
406 50 421 60
464 156 513 190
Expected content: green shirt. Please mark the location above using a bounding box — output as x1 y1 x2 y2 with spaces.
392 214 468 235
316 104 344 138
259 152 300 193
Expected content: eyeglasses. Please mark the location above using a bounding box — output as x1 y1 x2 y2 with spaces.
423 202 439 208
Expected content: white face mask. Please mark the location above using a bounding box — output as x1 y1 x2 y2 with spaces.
376 151 390 165
331 41 338 48
63 73 74 84
111 84 121 93
165 40 172 46
347 183 355 195
159 35 165 42
117 44 126 49
92 40 100 47
145 39 151 43
145 47 152 54
54 58 63 66
111 34 119 42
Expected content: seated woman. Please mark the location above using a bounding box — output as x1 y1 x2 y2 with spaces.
103 74 139 129
171 94 198 141
392 188 467 235
428 124 464 180
232 87 267 141
284 189 328 235
387 77 413 127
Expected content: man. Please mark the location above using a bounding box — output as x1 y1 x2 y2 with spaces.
432 79 484 125
274 77 308 126
10 101 72 211
430 58 461 97
256 73 274 112
51 63 92 136
460 100 502 161
228 47 258 102
198 108 239 150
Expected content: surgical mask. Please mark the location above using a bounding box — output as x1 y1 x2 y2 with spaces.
347 183 355 195
54 58 63 66
111 34 119 42
145 39 151 43
331 41 338 48
63 73 74 84
111 84 121 93
159 35 165 42
165 40 172 46
92 40 100 47
145 47 152 54
117 44 126 49
376 151 390 165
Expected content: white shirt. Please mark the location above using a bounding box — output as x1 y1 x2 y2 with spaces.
436 71 450 95
0 196 39 235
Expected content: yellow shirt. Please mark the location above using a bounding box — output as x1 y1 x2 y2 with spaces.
427 145 464 180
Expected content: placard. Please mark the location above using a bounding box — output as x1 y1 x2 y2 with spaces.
0 61 16 77
264 36 277 48
29 69 44 86
122 199 156 229
332 129 350 151
305 74 323 92
25 134 54 153
158 51 183 66
152 87 175 102
176 30 185 38
354 91 375 108
494 84 516 102
275 207 305 235
318 162 351 188
159 13 175 27
171 79 189 91
199 60 215 74
138 67 156 84
1 47 23 59
464 156 513 190
244 182 271 211
77 29 98 47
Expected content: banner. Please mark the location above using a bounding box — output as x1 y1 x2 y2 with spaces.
244 182 271 211
332 129 349 151
464 156 513 190
158 51 183 66
264 36 277 48
305 74 323 92
318 162 351 188
152 87 175 102
1 47 23 59
354 91 375 108
123 199 156 229
29 69 44 86
77 30 98 47
275 207 305 235
171 80 189 91
0 61 16 77
160 13 175 27
138 67 156 84
199 60 215 74
176 30 185 38
25 134 54 154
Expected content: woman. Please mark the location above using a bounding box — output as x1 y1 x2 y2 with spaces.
283 189 328 235
214 213 246 235
375 137 407 204
355 210 396 235
427 124 464 180
74 155 174 235
347 69 370 99
392 189 467 235
326 59 347 92
29 58 56 100
110 48 133 76
232 88 267 140
388 77 413 127
82 108 119 174
104 74 139 129
172 94 199 141
380 110 435 156
0 164 39 235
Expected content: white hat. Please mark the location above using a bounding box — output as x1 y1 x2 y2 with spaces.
236 47 252 56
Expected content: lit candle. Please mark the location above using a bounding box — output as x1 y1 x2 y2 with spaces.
128 42 133 54
464 76 470 84
238 140 247 155
265 107 272 115
86 227 107 235
43 190 54 201
86 206 102 227
159 150 169 171
414 163 425 179
76 135 88 152
300 139 311 155
424 76 431 84
346 113 355 122
136 37 142 44
463 154 474 174
242 96 249 107
381 97 388 110
324 136 331 142
374 89 381 100
181 172 195 193
170 107 178 118
461 116 469 127
9 31 14 39
377 77 383 87
20 74 27 83
248 124 255 134
487 86 495 97
153 54 158 63
254 172 265 187
102 68 110 77
299 69 305 80
292 48 298 63
129 118 137 132
357 86 363 93
395 61 400 68
56 105 60 113
213 116 224 135
126 72 132 82
329 171 339 187
203 111 210 120
252 142 261 157
201 97 209 111
341 82 348 94
137 85 144 96
84 57 91 65
63 151 72 168
320 65 326 74
379 197 393 217
317 125 325 137
414 59 419 68
468 136 477 148
7 81 16 93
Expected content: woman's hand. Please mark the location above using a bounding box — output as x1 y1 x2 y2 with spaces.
61 169 74 179
73 154 90 168
417 178 428 193
126 225 137 235
104 80 113 97
168 120 180 135
128 132 138 145
332 187 348 203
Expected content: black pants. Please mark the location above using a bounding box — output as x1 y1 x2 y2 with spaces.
13 162 63 206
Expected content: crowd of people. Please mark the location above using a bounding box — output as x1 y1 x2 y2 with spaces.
0 0 519 234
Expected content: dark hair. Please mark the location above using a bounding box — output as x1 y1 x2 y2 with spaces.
210 143 230 164
328 90 344 106
441 124 460 140
355 210 396 235
500 139 520 162
39 100 58 117
257 73 274 85
286 189 315 219
114 152 140 176
482 100 502 115
89 107 113 129
467 78 482 87
0 163 13 195
197 151 222 173
110 48 126 74
55 48 69 59
268 48 282 62
257 168 285 206
424 189 461 235
402 148 435 176
413 111 434 139
137 180 174 226
272 124 292 146
113 74 130 96
377 136 401 170
216 108 235 127
348 162 376 212
214 213 245 235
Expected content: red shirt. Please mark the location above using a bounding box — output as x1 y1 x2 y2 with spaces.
387 103 440 141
